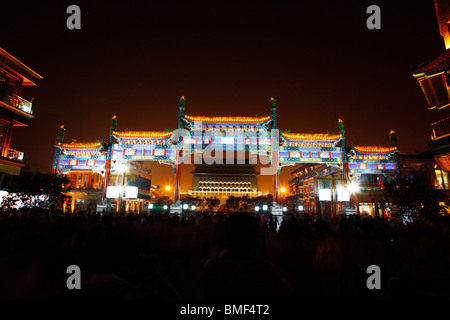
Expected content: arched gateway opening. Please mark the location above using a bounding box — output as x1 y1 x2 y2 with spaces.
52 97 399 220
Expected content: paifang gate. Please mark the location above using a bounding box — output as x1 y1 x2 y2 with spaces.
52 97 399 214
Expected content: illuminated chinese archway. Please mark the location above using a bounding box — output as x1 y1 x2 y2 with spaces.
52 97 400 212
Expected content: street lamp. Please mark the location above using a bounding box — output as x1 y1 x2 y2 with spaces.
165 185 171 191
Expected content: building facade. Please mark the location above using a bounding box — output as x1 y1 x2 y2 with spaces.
0 47 42 180
188 161 262 203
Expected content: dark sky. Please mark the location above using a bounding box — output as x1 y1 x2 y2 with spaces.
1 0 449 194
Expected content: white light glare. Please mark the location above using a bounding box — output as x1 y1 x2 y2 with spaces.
115 163 128 173
348 182 360 193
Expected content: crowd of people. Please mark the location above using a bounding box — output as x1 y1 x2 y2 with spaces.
0 209 449 300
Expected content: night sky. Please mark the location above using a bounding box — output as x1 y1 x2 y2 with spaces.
1 0 449 195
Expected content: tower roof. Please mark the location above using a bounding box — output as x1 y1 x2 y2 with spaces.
0 47 43 86
412 48 450 75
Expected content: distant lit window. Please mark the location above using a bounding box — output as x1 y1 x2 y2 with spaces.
435 169 449 190
436 169 443 189
444 171 449 189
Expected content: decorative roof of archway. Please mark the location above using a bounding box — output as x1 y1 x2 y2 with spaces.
353 146 398 154
112 131 173 139
60 142 103 149
183 115 271 124
281 133 343 141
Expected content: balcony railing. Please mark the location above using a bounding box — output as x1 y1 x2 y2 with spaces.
431 117 450 140
1 147 24 161
0 89 33 114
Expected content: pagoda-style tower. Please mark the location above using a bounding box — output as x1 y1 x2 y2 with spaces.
412 0 450 172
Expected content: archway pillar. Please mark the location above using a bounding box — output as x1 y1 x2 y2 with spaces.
272 150 280 204
174 149 182 203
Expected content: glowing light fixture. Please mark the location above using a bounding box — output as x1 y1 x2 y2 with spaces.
125 186 138 199
318 189 332 201
106 186 121 199
348 182 360 194
337 187 350 202
115 163 128 173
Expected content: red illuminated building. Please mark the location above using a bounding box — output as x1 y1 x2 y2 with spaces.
0 47 41 181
